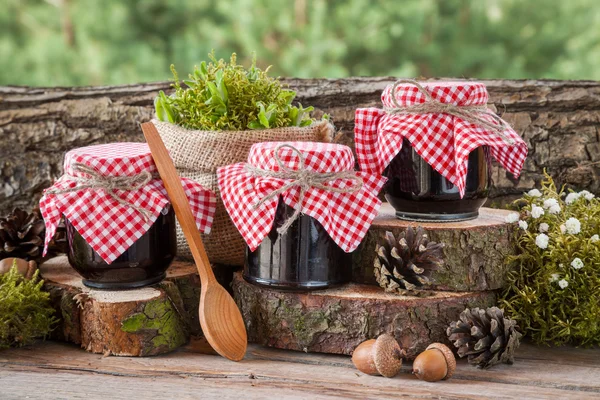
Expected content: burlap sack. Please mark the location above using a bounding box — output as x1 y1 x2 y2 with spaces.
152 119 333 266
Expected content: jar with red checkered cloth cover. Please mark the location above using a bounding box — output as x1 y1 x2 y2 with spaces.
217 141 386 290
39 143 216 289
355 80 528 222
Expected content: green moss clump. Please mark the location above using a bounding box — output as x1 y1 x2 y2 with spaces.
0 263 57 349
500 173 600 346
155 52 318 131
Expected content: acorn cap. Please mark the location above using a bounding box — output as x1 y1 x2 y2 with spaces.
373 334 404 378
426 343 456 380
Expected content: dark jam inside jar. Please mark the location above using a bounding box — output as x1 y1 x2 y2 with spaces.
383 138 491 221
66 206 177 289
245 200 351 291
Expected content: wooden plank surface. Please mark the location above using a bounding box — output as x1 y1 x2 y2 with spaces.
0 340 598 399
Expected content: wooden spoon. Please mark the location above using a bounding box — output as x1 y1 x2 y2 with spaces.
141 122 247 362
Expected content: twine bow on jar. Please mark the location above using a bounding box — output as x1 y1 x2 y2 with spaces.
44 163 158 221
383 79 516 145
244 144 364 235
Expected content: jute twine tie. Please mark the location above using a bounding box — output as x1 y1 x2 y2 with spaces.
383 79 516 145
245 144 364 235
45 162 158 221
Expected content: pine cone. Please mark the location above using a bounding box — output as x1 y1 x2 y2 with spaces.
373 227 444 294
447 307 522 369
0 208 45 262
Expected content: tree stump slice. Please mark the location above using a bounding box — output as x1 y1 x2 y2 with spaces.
232 272 496 359
40 256 202 356
352 204 517 291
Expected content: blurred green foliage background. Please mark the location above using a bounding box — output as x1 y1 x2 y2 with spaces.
2 0 600 86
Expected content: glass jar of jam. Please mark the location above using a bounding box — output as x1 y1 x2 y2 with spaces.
39 142 216 290
66 207 177 289
383 139 491 221
245 201 352 290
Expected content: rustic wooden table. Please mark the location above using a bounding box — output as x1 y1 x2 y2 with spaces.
1 339 598 399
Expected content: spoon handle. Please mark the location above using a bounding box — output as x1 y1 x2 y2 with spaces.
141 122 216 285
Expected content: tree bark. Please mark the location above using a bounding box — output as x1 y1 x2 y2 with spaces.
2 78 599 213
42 256 203 356
232 272 496 359
353 204 517 291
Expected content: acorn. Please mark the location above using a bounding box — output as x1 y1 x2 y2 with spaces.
0 257 38 279
351 334 406 378
412 343 456 382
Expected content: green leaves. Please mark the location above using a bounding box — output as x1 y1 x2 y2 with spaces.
154 52 318 131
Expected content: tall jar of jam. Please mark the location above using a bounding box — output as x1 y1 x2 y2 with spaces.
354 80 528 222
218 141 386 291
40 142 216 290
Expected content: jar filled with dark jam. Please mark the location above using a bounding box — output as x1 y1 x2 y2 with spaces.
384 139 491 221
245 200 352 291
66 206 177 289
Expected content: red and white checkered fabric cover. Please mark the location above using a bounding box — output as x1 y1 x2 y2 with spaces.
355 81 528 197
40 143 216 264
217 142 386 253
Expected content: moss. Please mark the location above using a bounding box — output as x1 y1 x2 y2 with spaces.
500 173 600 346
0 265 57 348
121 298 187 355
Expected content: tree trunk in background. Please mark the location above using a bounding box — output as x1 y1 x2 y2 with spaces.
1 78 599 213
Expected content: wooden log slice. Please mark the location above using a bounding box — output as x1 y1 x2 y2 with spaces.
232 272 496 359
352 204 517 291
40 256 204 356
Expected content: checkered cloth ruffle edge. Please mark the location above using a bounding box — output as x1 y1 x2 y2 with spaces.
354 81 528 197
40 143 216 264
217 141 387 253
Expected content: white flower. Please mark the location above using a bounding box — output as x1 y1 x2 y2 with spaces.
518 220 528 230
579 190 595 201
591 234 600 243
539 223 549 233
549 273 560 282
535 233 549 249
571 257 584 270
559 263 565 269
565 192 580 204
565 217 581 235
531 205 545 219
560 224 566 233
558 279 569 289
543 198 559 209
548 204 562 215
527 189 542 197
505 213 520 223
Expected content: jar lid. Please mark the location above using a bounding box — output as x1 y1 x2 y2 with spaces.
40 143 216 264
355 80 528 197
247 141 355 173
218 141 387 253
63 142 158 177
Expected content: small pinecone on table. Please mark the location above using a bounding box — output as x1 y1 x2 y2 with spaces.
0 208 45 262
373 226 444 294
447 307 522 369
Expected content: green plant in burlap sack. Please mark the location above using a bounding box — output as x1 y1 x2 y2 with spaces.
0 261 57 348
151 52 332 266
154 52 320 131
500 173 600 345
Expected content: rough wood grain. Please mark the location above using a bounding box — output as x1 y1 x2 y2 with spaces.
2 78 600 213
353 204 517 290
231 272 496 359
0 340 598 399
41 256 203 356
